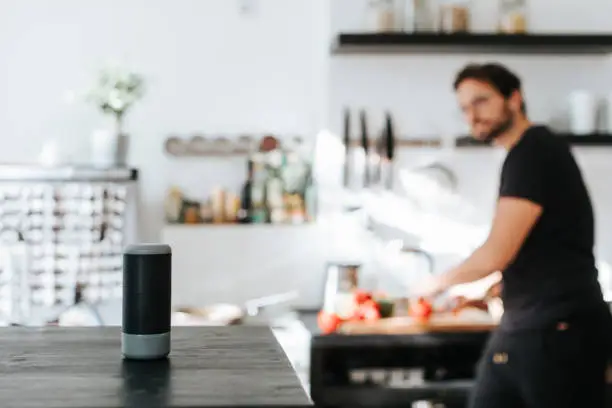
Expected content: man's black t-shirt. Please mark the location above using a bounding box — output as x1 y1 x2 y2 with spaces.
498 125 605 331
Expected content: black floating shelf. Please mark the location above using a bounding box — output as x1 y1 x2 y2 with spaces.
333 33 612 55
455 134 612 147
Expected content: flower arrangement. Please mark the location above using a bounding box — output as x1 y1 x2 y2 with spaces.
86 66 145 136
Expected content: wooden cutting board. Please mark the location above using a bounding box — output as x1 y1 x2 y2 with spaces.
339 313 498 335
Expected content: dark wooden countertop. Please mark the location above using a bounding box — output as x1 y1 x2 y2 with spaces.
0 326 312 408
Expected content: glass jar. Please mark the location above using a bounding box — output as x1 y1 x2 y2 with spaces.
365 0 403 32
438 0 471 33
498 0 527 34
412 0 437 32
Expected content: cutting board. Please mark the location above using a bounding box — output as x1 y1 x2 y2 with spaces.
339 310 498 335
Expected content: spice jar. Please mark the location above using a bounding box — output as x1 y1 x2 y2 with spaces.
498 0 527 34
366 0 401 32
438 0 470 33
413 0 437 32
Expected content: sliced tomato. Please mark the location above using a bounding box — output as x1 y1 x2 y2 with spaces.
317 311 342 334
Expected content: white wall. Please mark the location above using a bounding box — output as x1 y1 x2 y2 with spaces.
329 0 612 266
330 0 612 137
2 0 612 307
0 0 329 241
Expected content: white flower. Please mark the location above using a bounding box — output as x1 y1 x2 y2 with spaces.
86 65 145 118
108 89 125 111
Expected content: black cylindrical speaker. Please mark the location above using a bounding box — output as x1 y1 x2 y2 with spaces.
122 243 172 360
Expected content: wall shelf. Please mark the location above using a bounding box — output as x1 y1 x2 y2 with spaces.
332 33 612 55
455 134 612 147
348 138 442 148
163 135 305 158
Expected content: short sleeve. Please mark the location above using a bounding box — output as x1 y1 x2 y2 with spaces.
499 139 546 205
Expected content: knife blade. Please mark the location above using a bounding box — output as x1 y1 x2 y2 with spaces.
343 108 351 188
359 110 370 188
384 111 396 190
372 128 384 188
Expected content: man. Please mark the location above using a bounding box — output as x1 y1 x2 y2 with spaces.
416 63 612 407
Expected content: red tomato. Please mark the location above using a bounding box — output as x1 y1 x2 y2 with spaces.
353 289 372 305
353 300 381 321
348 312 366 322
317 311 342 334
409 298 433 323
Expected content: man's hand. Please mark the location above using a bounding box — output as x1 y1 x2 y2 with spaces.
411 274 446 300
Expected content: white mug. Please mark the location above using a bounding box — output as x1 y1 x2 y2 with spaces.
568 91 598 135
606 93 612 133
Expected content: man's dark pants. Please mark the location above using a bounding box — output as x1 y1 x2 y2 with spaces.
469 308 612 408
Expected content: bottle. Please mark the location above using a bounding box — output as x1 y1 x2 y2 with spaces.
237 159 254 224
210 188 226 224
224 192 239 224
266 168 286 224
250 153 268 223
304 171 318 222
163 186 183 224
264 150 287 224
287 194 306 224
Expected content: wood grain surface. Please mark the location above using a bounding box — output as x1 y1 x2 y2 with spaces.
0 327 312 408
339 314 497 335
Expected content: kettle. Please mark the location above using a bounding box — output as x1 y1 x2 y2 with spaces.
321 262 361 317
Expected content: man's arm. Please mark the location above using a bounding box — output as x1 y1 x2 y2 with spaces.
415 133 549 298
436 196 543 291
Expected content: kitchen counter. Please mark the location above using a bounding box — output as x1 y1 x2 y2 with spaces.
298 310 319 334
0 326 312 408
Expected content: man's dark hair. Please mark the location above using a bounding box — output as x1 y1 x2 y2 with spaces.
453 63 526 114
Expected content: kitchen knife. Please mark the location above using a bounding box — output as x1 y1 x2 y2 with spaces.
384 111 396 190
343 108 351 188
372 128 384 188
359 110 370 188
372 113 389 189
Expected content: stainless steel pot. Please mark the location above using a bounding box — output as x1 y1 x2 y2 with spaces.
321 263 361 314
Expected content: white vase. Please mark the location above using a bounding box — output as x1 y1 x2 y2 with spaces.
116 133 129 167
90 130 129 168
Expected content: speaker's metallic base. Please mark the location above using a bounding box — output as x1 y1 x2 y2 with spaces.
122 332 170 360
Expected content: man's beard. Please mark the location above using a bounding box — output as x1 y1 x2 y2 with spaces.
476 108 514 143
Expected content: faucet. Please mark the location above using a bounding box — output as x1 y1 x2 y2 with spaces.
400 246 434 275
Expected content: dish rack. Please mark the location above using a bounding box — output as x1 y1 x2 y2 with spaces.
0 166 138 325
